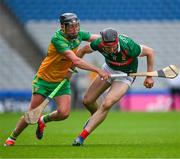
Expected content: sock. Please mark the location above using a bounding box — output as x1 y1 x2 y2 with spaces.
42 114 52 123
83 119 90 129
9 130 18 140
79 129 89 140
8 137 16 142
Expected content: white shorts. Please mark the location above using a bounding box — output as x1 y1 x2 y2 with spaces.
102 63 135 87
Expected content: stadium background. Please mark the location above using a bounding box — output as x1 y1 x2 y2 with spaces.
1 1 180 158
0 0 180 112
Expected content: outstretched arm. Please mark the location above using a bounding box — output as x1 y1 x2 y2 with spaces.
78 33 99 57
88 34 100 42
69 34 99 78
139 45 155 88
64 49 109 80
77 44 93 58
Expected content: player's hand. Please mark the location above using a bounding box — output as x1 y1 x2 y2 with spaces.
65 71 73 80
144 76 154 88
97 69 110 80
65 68 77 80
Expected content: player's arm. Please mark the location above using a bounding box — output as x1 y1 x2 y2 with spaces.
139 45 154 72
128 38 154 72
88 34 100 42
139 45 155 88
73 34 99 75
77 44 93 58
64 50 109 80
77 31 99 58
80 30 100 42
77 37 99 58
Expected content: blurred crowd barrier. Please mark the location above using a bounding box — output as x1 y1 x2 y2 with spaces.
120 90 180 112
1 89 180 112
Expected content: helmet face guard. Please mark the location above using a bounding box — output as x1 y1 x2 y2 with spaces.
64 22 80 39
100 28 119 53
60 13 80 39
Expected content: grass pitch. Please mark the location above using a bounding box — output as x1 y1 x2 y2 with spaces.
0 111 180 158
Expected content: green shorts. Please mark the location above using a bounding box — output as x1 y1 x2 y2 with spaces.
32 76 71 98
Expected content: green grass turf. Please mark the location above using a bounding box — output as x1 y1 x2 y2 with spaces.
0 111 180 158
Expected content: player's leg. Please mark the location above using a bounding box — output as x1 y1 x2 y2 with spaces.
82 75 111 128
72 76 110 146
86 81 129 133
73 81 129 146
4 94 45 146
36 95 71 139
83 63 115 115
83 75 111 115
36 80 71 139
47 95 71 121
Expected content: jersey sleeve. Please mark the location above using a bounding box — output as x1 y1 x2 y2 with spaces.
127 38 141 57
51 36 70 53
79 30 91 41
90 38 101 51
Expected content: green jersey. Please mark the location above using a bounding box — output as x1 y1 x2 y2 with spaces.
51 30 91 53
90 35 141 73
37 29 91 82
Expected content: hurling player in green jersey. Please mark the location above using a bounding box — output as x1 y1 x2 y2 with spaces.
4 13 110 146
73 28 155 146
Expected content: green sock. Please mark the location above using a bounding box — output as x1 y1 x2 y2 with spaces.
9 130 18 140
43 114 52 123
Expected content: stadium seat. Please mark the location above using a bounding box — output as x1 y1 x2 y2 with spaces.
0 36 34 90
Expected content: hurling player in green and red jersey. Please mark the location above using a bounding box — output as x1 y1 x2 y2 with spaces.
4 13 109 146
73 28 155 146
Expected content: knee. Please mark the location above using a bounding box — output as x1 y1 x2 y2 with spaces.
61 113 69 120
102 99 114 110
83 95 93 106
56 110 70 120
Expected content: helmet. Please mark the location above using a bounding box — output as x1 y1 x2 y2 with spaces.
59 13 80 39
100 28 118 46
60 13 79 25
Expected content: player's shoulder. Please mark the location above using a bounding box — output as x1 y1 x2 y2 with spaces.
119 34 132 42
51 30 68 43
54 30 65 38
119 34 135 46
53 29 61 38
78 29 91 38
79 29 89 34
